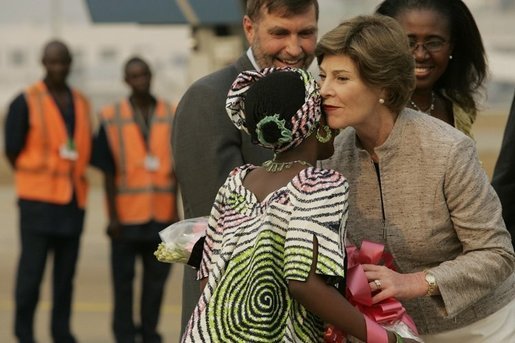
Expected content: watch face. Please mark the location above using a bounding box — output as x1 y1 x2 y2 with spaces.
426 273 436 284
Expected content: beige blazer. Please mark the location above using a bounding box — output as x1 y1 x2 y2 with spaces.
322 108 515 334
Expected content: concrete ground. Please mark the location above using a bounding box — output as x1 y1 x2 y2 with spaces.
0 185 184 343
0 112 509 342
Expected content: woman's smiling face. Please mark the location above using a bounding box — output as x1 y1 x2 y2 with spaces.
396 8 453 92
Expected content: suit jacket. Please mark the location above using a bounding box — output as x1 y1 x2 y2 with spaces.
492 91 515 248
172 54 272 219
173 54 274 336
322 108 515 334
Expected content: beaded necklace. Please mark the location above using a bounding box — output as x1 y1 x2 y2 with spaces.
409 91 435 115
262 159 313 173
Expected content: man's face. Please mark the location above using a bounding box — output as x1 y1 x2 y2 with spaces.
42 45 71 85
243 5 317 70
125 62 152 96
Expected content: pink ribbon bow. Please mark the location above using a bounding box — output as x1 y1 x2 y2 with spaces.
325 240 418 343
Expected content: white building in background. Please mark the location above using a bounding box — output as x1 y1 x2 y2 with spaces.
0 22 246 115
1 0 514 115
0 24 195 114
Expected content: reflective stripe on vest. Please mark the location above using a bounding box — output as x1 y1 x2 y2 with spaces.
101 99 177 224
14 81 91 208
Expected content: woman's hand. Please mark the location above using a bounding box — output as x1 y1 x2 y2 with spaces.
363 264 427 303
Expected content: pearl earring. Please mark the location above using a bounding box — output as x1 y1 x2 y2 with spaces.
379 98 385 104
449 55 453 60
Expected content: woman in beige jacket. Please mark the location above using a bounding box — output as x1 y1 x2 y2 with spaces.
317 15 515 342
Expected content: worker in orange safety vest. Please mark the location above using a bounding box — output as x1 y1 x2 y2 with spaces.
91 56 178 343
4 40 92 343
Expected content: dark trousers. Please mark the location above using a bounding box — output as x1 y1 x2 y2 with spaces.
14 224 81 343
180 268 200 338
110 235 171 343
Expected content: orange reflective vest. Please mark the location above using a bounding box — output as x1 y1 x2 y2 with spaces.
14 81 91 208
100 99 177 225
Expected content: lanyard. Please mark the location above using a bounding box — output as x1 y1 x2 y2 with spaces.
51 88 75 139
131 102 155 149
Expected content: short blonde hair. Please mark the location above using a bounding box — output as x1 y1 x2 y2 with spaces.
316 15 415 113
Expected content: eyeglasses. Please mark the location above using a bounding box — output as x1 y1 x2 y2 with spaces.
408 39 448 53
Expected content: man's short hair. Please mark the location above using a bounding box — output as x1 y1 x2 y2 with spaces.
245 0 319 21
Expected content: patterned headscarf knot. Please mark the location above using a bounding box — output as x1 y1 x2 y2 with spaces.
226 67 322 153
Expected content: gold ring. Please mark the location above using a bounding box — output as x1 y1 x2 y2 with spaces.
374 279 382 290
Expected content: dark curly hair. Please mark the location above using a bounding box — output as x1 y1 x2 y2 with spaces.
244 71 305 146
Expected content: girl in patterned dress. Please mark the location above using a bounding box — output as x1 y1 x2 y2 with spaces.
181 68 407 343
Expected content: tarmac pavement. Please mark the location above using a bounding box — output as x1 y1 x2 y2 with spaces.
0 185 184 343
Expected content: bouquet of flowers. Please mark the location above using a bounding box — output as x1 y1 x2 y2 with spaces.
324 241 423 343
154 216 208 269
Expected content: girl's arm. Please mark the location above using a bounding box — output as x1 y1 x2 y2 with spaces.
200 277 208 292
288 236 397 343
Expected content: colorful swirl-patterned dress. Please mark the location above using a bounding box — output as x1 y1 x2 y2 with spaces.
182 164 349 343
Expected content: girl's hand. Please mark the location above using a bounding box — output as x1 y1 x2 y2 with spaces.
363 264 427 303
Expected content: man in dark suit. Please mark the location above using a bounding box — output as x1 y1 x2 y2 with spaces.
492 90 515 248
172 0 319 337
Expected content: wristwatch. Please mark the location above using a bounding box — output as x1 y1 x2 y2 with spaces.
424 270 438 296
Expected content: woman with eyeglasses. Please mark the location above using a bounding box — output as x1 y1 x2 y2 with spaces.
376 0 487 138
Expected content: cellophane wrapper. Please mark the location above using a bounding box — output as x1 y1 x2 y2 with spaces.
382 320 424 342
154 217 208 266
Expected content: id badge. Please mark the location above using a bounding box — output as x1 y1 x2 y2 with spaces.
59 139 78 161
144 155 160 171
